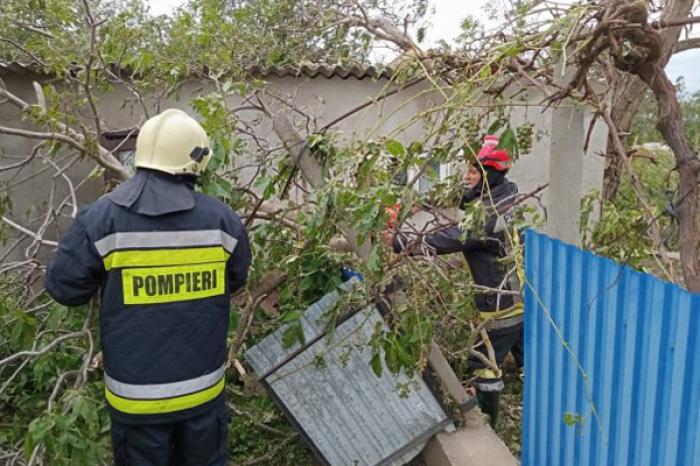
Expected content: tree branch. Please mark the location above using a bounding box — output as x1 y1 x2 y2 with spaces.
0 38 46 66
271 113 372 259
0 331 87 367
1 216 58 247
651 16 700 29
0 124 84 152
0 82 129 180
633 63 700 291
675 37 700 54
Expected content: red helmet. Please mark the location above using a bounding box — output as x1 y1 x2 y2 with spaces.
476 135 510 171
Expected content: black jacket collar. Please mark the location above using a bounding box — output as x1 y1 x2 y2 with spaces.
108 169 195 216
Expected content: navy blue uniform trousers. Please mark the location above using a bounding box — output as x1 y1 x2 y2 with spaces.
111 407 229 466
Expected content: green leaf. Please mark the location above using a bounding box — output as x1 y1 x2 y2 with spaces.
208 140 227 171
282 324 300 349
299 275 315 291
502 44 524 58
263 182 276 200
356 158 375 188
202 176 232 200
563 412 585 427
497 128 518 153
281 322 305 349
23 434 33 460
385 139 405 157
229 310 240 332
294 323 305 346
10 309 37 351
487 119 506 135
253 175 272 190
366 245 383 275
281 310 301 323
384 340 400 374
370 353 383 378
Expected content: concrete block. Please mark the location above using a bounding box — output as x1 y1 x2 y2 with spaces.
422 424 519 466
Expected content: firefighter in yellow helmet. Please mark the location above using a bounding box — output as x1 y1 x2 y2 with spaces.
46 109 251 466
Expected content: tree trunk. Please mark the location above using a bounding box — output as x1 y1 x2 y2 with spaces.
637 64 700 292
602 0 695 201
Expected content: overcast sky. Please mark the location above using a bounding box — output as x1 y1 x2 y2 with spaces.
147 0 700 92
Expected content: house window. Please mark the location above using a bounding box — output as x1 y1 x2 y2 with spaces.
100 129 139 187
407 155 455 195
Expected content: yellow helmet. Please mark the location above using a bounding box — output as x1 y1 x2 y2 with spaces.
134 109 211 176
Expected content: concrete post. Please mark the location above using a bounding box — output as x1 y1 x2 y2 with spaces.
544 104 586 245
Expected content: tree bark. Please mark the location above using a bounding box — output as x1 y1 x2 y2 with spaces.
602 0 695 201
636 64 700 291
271 114 372 260
602 74 647 200
675 37 700 54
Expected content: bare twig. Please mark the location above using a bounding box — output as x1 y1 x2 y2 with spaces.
226 402 288 437
0 38 46 66
1 216 58 247
0 331 87 367
231 433 298 466
0 83 129 180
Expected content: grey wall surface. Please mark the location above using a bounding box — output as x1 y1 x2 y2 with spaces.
0 68 606 258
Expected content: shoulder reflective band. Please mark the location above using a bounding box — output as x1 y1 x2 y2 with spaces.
94 229 238 257
122 262 226 305
103 246 229 271
104 365 226 415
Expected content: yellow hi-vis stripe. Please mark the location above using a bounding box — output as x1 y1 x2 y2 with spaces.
105 377 225 415
479 302 524 320
122 262 226 305
103 247 229 271
473 368 502 380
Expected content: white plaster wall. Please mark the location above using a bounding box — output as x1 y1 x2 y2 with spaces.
0 70 607 258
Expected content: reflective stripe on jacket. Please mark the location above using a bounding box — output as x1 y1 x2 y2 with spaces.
45 178 251 424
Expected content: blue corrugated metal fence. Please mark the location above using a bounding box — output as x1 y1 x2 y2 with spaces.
523 229 700 466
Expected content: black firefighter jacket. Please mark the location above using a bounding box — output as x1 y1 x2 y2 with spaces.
45 170 251 425
393 180 519 313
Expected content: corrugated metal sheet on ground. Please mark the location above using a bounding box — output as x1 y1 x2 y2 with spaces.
245 278 451 466
523 229 700 466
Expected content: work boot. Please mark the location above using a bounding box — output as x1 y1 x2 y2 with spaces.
477 391 500 428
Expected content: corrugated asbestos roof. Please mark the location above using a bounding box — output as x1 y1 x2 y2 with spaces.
248 63 393 80
245 278 451 466
0 61 42 74
523 230 700 466
0 61 393 80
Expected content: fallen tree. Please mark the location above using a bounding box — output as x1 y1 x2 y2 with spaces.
0 0 698 464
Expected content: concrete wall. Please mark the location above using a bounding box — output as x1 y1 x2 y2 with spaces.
0 68 606 258
0 72 105 263
506 93 606 245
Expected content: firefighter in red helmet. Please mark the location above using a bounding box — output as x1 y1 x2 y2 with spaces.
389 135 523 427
